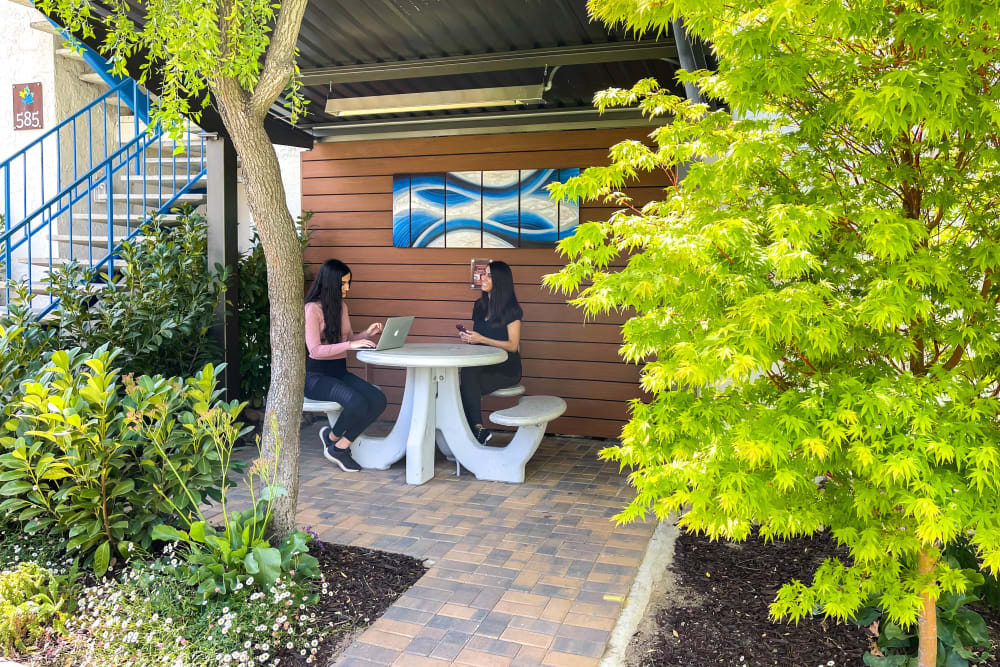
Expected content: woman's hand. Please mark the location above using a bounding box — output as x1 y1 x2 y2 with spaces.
350 339 377 349
460 330 484 345
364 321 383 337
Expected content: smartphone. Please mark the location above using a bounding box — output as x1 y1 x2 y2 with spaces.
456 324 468 333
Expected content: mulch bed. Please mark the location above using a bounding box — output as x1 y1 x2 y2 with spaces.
635 531 1000 666
274 541 426 666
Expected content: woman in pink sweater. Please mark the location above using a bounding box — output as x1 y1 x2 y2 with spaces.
304 259 386 472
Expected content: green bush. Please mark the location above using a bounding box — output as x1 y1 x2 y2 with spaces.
238 214 312 406
854 580 993 666
0 562 76 653
47 211 227 378
0 348 241 574
146 410 318 598
0 285 54 421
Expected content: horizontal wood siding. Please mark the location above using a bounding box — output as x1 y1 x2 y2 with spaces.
302 129 663 439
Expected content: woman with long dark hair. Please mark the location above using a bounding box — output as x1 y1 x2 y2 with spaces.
458 260 523 444
304 259 387 472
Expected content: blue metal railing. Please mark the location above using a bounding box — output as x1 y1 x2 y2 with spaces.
0 33 207 317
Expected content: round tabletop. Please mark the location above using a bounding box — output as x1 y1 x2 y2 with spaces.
357 343 507 368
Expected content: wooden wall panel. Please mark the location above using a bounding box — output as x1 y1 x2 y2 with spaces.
302 128 666 440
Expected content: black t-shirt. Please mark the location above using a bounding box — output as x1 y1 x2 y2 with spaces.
472 298 522 367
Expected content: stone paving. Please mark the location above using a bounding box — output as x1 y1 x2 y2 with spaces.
250 421 655 667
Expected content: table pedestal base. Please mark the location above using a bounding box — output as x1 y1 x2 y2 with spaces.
434 368 541 484
350 368 413 471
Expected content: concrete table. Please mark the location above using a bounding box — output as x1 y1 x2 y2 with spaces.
352 343 507 485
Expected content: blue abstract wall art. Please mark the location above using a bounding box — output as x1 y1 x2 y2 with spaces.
392 169 580 248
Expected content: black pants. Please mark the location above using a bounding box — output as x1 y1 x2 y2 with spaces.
304 371 387 441
460 359 521 428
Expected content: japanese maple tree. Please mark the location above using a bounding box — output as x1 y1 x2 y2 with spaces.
546 1 1000 663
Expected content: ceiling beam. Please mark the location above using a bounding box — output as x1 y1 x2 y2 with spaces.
308 107 659 142
299 40 676 86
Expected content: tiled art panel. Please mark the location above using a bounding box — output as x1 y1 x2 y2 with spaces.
393 169 580 248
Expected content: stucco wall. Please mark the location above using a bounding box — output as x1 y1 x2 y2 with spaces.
237 144 305 254
0 3 58 281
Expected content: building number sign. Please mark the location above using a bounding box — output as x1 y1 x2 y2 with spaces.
12 82 43 131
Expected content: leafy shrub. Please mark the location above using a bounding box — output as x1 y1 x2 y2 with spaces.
0 284 54 420
0 562 76 653
238 214 312 406
854 546 998 666
946 534 1000 613
147 410 318 598
855 581 993 666
47 211 227 378
0 349 240 574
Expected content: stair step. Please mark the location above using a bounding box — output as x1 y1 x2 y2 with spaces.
19 257 121 274
120 173 206 186
140 141 206 157
80 72 106 86
71 213 181 225
95 192 207 206
102 94 135 110
29 20 61 35
55 47 84 61
53 234 143 248
10 0 37 7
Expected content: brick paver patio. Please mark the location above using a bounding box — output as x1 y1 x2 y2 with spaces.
251 421 655 667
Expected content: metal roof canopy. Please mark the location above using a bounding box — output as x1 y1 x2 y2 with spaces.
297 0 692 142
299 41 677 86
48 0 708 145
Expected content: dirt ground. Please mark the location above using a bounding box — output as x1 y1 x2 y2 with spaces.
622 531 1000 667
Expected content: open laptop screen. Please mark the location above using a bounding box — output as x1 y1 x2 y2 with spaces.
375 316 414 351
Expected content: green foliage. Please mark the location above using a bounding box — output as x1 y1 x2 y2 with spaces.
546 0 1000 635
855 582 993 666
0 285 54 420
0 562 77 653
153 507 319 599
58 559 333 666
36 0 307 144
239 214 312 407
945 535 1000 613
47 212 227 378
144 409 317 598
0 349 238 575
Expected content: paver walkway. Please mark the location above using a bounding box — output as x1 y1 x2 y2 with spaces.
265 421 654 666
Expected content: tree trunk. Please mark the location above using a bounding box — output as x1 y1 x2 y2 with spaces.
216 104 304 537
917 550 938 667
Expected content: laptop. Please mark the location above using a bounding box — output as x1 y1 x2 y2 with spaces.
374 316 414 351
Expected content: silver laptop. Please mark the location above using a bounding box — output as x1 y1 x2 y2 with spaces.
374 316 414 351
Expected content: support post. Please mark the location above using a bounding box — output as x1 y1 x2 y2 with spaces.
206 134 241 399
672 19 713 182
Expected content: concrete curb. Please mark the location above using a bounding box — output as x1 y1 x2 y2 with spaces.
599 516 679 667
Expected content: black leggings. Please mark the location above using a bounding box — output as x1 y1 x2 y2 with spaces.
460 361 521 429
304 371 387 442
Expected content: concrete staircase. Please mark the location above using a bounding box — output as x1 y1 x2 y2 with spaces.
3 6 209 306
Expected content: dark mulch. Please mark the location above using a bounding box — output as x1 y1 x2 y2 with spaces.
636 531 1000 666
273 541 426 666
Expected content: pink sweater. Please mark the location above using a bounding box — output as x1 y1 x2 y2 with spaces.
305 301 368 360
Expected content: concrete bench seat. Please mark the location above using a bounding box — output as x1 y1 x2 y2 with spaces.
302 398 343 428
489 395 565 428
451 394 564 483
489 384 525 398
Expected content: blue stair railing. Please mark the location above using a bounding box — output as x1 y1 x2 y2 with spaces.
0 27 207 318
